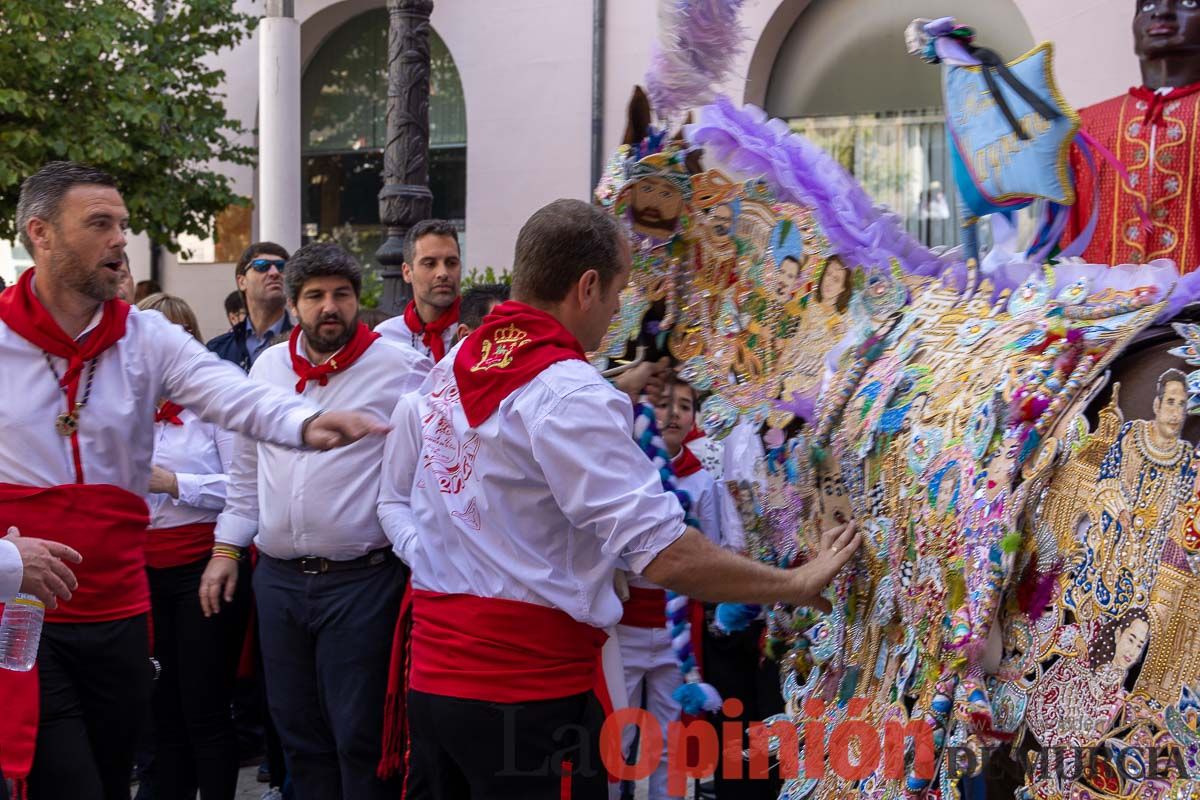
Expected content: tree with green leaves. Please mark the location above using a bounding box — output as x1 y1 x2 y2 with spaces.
0 0 255 249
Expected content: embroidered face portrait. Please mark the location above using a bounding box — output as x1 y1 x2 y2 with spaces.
628 175 685 240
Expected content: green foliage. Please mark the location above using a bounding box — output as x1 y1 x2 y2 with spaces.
461 266 512 290
0 0 255 248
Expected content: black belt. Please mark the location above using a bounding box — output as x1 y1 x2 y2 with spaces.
268 547 392 575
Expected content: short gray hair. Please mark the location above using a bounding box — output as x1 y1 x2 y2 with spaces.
16 161 119 253
284 242 362 303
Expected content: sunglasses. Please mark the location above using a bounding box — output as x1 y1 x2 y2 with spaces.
246 258 286 273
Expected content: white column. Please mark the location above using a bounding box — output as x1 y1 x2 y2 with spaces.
257 3 301 252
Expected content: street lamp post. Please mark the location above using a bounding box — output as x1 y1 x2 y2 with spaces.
377 0 435 315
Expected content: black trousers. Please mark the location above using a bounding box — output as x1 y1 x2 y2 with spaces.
254 554 403 800
703 621 784 800
146 557 251 800
28 615 155 800
406 689 608 800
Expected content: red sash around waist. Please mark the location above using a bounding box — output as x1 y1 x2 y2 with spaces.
619 586 667 628
0 482 149 785
144 522 216 570
409 590 608 703
0 483 150 623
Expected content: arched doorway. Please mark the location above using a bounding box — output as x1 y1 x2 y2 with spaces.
765 0 1033 250
300 9 467 264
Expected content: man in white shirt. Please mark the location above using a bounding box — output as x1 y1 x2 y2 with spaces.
375 219 462 362
202 243 431 800
0 161 384 800
378 199 859 800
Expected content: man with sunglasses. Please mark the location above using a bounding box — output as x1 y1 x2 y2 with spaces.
208 243 294 371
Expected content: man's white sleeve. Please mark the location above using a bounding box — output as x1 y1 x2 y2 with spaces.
378 392 424 565
151 314 316 448
532 388 687 575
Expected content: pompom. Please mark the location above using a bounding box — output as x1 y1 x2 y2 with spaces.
1016 560 1061 622
713 602 761 633
1000 532 1023 554
674 680 723 715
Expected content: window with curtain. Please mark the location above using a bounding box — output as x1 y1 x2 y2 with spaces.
788 110 959 250
788 110 1036 255
300 9 467 264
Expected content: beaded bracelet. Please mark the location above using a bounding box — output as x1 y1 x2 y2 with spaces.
211 544 244 562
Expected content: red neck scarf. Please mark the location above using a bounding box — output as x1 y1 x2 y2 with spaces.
0 268 129 404
155 401 184 426
1130 80 1200 127
673 445 704 478
453 301 586 427
289 322 381 393
404 297 460 363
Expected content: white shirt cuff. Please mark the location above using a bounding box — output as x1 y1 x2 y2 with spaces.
0 539 23 603
285 406 318 449
214 513 258 549
174 473 202 507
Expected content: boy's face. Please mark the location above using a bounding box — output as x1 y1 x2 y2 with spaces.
654 383 696 453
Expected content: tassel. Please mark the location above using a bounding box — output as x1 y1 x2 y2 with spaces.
674 680 723 715
713 602 761 633
377 584 413 779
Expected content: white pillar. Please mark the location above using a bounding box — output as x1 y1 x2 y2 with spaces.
258 2 301 252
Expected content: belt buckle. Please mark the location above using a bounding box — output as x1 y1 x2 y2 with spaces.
299 557 325 575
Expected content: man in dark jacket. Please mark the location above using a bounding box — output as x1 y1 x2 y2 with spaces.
207 242 293 371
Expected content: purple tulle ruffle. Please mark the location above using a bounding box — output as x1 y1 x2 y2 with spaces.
687 97 958 280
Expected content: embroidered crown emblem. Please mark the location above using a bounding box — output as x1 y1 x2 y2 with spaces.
471 324 531 372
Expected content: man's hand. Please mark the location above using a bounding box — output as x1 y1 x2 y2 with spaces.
148 465 179 497
199 557 240 618
5 527 82 609
784 521 860 612
302 411 390 450
612 357 670 405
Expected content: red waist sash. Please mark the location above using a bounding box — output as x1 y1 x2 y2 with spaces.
409 590 608 704
619 586 667 628
144 522 216 570
0 482 149 785
0 483 150 623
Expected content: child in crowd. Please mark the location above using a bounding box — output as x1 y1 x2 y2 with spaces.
617 374 732 800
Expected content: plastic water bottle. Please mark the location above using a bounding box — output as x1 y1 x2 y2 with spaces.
0 593 45 671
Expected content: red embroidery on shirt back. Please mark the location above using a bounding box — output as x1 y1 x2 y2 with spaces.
421 376 480 495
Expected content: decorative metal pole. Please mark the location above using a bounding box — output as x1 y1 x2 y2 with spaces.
377 0 434 314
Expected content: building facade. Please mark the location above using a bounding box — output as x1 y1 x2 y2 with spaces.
0 0 1141 339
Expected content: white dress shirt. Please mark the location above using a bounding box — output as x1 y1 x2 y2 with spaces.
0 304 317 495
215 335 432 560
378 350 688 629
0 539 20 602
375 316 456 362
147 408 234 529
627 459 725 593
